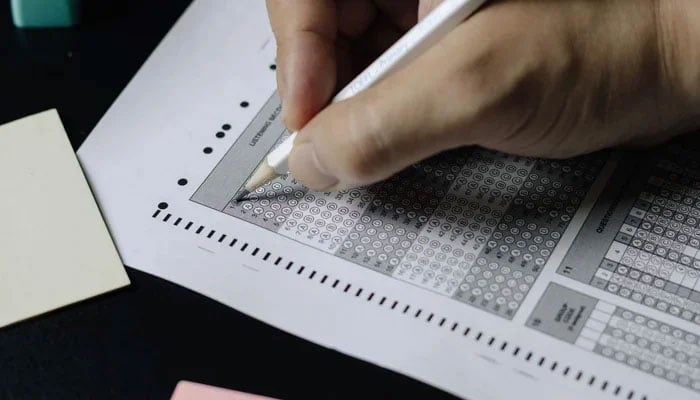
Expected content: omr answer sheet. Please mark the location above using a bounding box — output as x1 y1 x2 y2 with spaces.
78 1 700 399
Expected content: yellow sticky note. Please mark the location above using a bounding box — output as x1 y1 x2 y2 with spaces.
0 110 129 328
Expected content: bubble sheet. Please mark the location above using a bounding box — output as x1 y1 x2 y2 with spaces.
587 142 700 325
529 283 700 393
453 154 603 317
222 131 304 231
595 307 700 391
394 151 532 296
221 146 605 319
80 2 700 396
336 151 465 275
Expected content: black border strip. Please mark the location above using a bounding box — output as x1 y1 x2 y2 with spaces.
152 205 655 400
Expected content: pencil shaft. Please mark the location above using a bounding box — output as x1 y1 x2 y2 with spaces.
243 0 489 193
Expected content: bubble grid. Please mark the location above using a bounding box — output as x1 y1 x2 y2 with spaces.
589 142 700 325
225 146 606 319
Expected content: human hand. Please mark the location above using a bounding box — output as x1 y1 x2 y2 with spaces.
266 0 700 191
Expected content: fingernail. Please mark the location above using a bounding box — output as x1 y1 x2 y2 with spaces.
291 142 338 191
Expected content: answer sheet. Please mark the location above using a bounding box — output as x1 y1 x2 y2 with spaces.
78 1 700 399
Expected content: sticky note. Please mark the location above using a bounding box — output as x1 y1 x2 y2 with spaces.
171 381 276 400
0 110 129 328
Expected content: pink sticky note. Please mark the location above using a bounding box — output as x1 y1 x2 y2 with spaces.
171 381 277 400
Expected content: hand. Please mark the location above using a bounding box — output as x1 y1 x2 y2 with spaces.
266 0 700 191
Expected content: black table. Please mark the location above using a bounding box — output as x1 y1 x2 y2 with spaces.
0 2 458 399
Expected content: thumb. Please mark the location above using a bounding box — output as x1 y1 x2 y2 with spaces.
418 0 445 20
288 50 470 191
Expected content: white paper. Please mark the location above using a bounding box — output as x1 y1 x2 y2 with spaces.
78 1 700 398
0 110 129 328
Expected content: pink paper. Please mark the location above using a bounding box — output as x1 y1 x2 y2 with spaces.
171 381 277 400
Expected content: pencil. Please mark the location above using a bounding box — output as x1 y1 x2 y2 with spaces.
236 0 489 202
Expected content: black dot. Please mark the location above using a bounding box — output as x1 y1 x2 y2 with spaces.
269 64 276 70
158 202 169 210
178 178 188 186
222 124 231 131
216 131 225 138
203 147 213 154
240 101 249 108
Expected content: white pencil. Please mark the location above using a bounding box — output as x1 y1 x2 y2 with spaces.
237 0 489 201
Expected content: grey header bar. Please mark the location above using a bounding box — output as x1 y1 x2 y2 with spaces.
191 92 286 210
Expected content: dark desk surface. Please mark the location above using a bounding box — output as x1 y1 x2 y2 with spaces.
0 2 457 399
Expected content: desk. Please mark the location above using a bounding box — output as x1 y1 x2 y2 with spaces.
0 2 457 399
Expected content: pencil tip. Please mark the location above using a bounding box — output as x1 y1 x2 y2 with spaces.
234 189 250 203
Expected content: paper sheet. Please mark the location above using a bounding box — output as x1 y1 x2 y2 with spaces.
0 110 129 328
78 1 700 399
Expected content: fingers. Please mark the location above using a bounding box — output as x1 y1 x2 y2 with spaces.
350 13 406 74
287 3 544 191
283 0 693 193
288 27 485 191
373 0 419 30
418 0 444 20
336 0 376 37
266 0 338 130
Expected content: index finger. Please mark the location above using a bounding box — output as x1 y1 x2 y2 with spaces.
266 0 338 130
